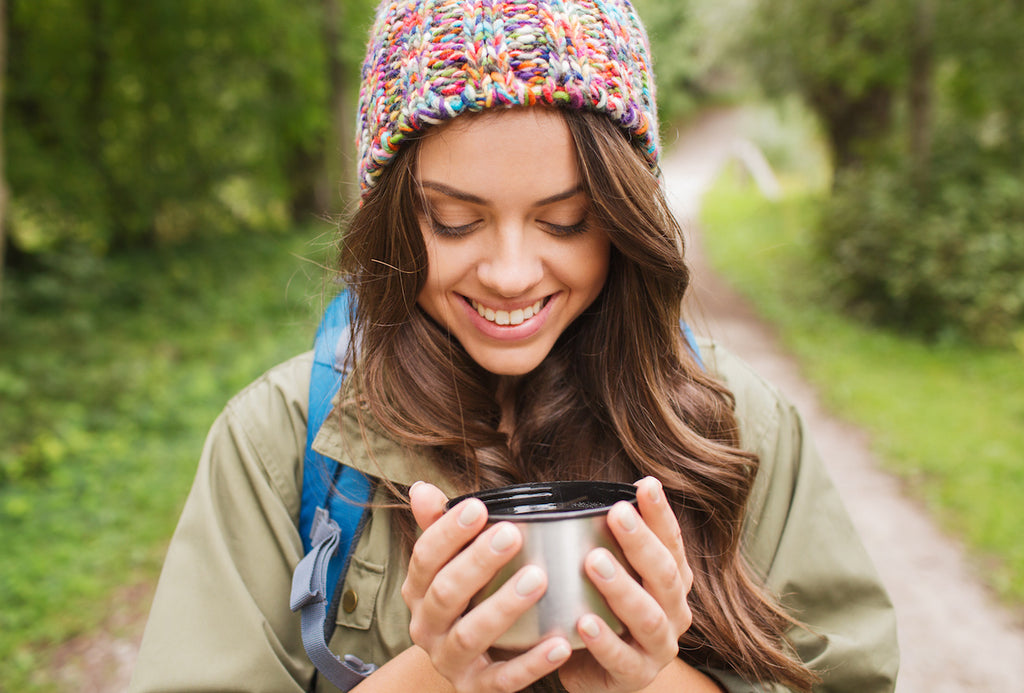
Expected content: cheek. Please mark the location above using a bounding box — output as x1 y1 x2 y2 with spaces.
418 232 478 297
573 235 611 295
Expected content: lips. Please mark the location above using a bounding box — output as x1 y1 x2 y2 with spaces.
468 297 547 326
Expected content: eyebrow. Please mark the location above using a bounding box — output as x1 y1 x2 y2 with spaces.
419 181 584 207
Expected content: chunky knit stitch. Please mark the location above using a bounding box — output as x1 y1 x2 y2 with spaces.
357 0 659 193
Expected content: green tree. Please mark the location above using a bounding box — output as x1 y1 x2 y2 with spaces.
741 0 912 173
811 0 1024 342
3 0 376 262
632 0 704 129
0 0 7 311
709 0 1024 341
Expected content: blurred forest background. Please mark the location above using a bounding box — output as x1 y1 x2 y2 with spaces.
0 0 1022 690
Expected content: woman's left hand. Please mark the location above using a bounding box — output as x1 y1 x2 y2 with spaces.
558 476 696 693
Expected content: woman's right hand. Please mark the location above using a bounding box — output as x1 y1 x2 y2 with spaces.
401 481 573 692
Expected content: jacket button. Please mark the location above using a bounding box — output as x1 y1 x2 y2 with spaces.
342 588 358 614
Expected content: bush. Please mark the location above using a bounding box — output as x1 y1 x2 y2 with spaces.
819 142 1024 344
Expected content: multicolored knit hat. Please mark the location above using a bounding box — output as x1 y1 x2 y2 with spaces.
356 0 659 194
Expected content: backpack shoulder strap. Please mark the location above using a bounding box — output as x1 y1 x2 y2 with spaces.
290 290 378 692
681 321 704 370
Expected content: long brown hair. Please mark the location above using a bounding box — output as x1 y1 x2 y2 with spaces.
336 107 817 691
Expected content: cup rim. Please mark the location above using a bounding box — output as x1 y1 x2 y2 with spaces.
446 480 638 522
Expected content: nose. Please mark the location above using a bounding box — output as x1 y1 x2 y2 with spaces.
476 224 544 297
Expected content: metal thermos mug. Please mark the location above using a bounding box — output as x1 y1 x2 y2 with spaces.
446 480 638 651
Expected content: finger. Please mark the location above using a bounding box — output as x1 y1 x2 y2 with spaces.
445 563 547 659
633 477 694 594
607 500 691 627
416 522 524 637
409 481 449 531
583 548 680 664
480 637 573 693
572 613 658 689
402 496 489 604
633 477 688 568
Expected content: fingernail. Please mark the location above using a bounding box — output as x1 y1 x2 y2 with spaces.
591 551 616 580
646 476 663 504
547 642 571 662
515 566 544 596
410 480 424 491
458 500 483 527
579 614 601 639
615 502 638 532
490 523 517 552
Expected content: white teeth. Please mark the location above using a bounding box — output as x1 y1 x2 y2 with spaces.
471 299 544 326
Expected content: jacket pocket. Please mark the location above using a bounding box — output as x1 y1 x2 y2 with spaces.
335 556 385 631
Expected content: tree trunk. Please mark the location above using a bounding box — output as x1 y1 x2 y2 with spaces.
811 83 893 178
0 0 8 313
909 0 934 196
323 0 357 212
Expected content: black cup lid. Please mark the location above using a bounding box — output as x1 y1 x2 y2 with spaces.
446 480 637 521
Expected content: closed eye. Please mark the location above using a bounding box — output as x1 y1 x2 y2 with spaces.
541 219 589 237
429 218 481 238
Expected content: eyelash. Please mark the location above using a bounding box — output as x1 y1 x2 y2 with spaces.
429 220 479 238
428 219 589 238
543 220 589 237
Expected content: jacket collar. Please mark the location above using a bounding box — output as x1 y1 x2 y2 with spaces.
310 382 460 498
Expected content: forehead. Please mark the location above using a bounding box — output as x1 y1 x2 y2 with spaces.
416 108 581 202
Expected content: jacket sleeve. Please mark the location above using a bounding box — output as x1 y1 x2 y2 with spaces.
128 354 315 693
705 345 899 692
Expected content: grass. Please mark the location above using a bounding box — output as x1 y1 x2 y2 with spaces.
699 173 1024 604
0 226 335 691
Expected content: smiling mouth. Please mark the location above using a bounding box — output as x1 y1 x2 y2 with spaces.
468 297 548 326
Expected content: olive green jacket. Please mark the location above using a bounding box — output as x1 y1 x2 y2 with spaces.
129 344 898 692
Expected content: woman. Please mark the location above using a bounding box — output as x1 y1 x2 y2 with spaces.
130 1 898 691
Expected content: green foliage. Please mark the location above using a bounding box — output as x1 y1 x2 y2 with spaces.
5 0 377 257
738 0 911 167
720 0 1024 344
0 228 332 691
632 0 703 127
744 0 910 98
815 0 1024 345
820 148 1024 344
701 178 1024 604
937 0 1024 130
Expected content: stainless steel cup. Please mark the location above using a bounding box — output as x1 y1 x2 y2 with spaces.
446 481 638 651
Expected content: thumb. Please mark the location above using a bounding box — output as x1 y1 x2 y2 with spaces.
409 481 449 531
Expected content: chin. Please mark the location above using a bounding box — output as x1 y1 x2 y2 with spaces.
470 350 547 377
480 361 542 377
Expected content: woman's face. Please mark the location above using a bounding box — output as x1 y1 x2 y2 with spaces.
415 108 611 377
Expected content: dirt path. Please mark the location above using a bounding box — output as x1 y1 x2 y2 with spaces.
55 110 1024 693
665 109 1024 692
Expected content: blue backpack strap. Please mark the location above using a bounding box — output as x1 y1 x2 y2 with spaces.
290 291 377 691
681 321 704 371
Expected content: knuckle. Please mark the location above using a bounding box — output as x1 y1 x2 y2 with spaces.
490 667 517 693
400 578 415 606
429 577 462 611
407 616 428 646
638 608 669 637
653 561 682 594
408 542 432 575
449 619 477 653
680 563 694 592
606 648 638 680
669 521 684 547
678 601 694 632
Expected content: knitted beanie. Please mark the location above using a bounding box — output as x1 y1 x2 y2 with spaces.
356 0 659 194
